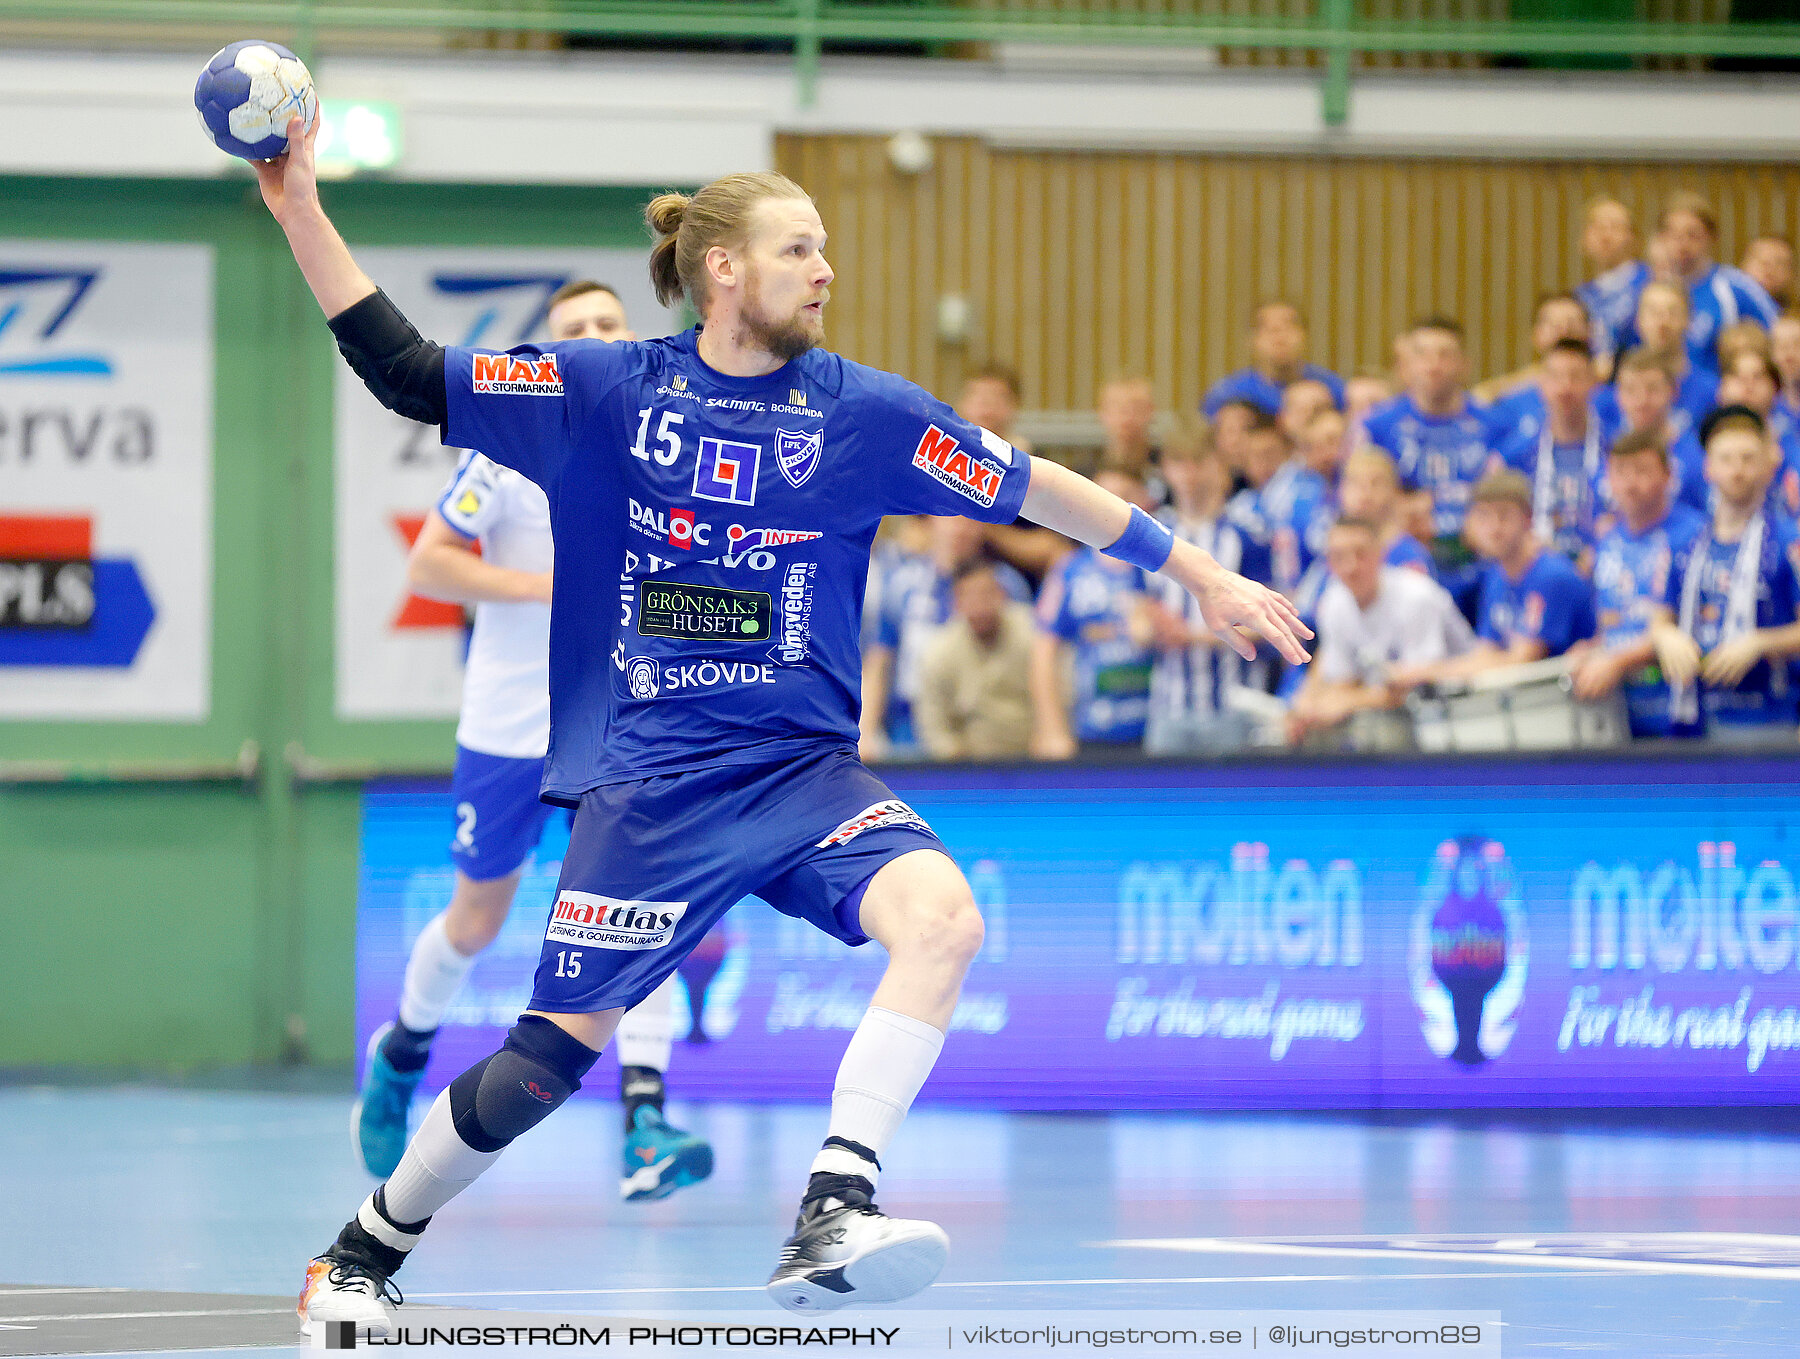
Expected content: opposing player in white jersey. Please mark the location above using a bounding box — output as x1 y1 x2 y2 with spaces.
354 280 713 1204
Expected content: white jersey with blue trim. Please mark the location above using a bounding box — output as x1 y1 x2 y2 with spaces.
442 327 1033 801
434 449 553 760
1147 510 1259 723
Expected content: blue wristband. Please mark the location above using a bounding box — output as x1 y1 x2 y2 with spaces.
1103 504 1175 572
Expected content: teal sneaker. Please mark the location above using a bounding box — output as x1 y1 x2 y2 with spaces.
620 1106 714 1202
351 1023 425 1178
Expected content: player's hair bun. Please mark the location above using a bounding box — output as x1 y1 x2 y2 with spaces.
645 191 690 238
645 192 691 307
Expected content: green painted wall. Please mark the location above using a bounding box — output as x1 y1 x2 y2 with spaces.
0 173 660 1069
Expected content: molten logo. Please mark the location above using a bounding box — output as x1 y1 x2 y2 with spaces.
911 424 1004 507
471 352 563 395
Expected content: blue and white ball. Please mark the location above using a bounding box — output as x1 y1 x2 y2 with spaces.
194 40 318 161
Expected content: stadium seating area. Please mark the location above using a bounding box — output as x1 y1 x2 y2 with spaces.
864 192 1800 761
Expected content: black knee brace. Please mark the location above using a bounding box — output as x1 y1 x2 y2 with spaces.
448 1016 601 1153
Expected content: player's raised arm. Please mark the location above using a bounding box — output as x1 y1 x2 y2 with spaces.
251 116 453 432
1021 454 1313 665
253 116 376 317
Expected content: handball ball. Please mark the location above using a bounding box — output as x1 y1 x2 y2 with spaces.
194 40 318 161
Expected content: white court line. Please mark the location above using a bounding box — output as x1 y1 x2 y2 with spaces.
411 1271 1596 1300
0 1288 132 1296
0 1307 292 1323
1100 1238 1800 1282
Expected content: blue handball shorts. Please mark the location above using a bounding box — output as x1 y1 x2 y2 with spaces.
449 745 558 882
528 744 947 1014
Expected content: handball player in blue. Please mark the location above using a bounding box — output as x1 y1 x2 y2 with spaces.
254 118 1310 1333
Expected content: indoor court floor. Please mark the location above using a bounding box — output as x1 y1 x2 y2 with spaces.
3 1083 1798 1357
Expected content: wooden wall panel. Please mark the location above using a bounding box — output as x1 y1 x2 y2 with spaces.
776 133 1800 414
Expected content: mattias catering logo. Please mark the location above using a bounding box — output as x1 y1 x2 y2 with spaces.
1411 835 1530 1066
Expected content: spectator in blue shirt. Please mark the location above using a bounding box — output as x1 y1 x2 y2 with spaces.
1203 300 1345 419
1612 348 1708 514
1716 348 1800 518
1212 396 1261 495
1361 316 1494 616
1390 470 1596 690
1576 196 1650 377
1571 429 1707 737
1344 371 1397 444
1227 413 1326 596
1603 281 1719 436
1278 377 1340 448
1477 291 1590 418
1775 313 1800 431
1740 234 1794 314
1030 468 1158 757
1300 406 1351 489
1652 406 1800 743
1657 192 1779 378
1494 337 1619 569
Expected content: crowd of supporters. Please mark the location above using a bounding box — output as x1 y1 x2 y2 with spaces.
860 193 1800 760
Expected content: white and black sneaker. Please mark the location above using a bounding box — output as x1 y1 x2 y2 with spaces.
297 1221 405 1339
765 1174 948 1314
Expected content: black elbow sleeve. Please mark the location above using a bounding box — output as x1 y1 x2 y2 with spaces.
327 289 448 427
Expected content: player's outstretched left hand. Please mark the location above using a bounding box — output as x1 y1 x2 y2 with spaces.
1171 550 1312 664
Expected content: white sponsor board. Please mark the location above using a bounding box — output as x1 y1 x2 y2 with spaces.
334 246 679 719
0 241 214 720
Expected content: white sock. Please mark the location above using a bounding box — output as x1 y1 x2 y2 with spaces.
810 1006 945 1188
614 975 677 1072
398 913 477 1033
381 1090 503 1224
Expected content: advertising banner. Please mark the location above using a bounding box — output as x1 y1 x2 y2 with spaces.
0 242 213 720
356 755 1800 1109
334 247 680 719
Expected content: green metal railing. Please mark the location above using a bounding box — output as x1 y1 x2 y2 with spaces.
6 3 1800 127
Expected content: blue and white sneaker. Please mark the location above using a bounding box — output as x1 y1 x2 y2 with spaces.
620 1106 714 1202
351 1023 424 1179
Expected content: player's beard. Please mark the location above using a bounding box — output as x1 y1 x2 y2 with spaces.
741 267 825 361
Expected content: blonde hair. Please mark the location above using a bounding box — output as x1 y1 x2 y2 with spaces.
1159 413 1216 464
645 172 813 314
1342 446 1400 489
1660 190 1718 237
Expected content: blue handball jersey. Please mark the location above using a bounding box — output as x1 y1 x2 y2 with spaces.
1476 551 1597 657
1593 504 1706 737
443 329 1032 801
1202 365 1346 419
1362 394 1493 538
1038 546 1153 743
